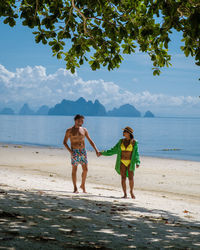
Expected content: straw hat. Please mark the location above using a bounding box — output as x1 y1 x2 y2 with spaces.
122 126 134 134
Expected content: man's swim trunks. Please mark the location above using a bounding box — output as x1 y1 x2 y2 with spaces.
71 149 88 167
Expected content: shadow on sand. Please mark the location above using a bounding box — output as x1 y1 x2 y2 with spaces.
0 186 200 249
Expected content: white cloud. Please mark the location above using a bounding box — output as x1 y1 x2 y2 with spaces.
0 64 199 115
0 64 15 85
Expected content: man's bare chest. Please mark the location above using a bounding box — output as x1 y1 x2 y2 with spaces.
70 128 85 141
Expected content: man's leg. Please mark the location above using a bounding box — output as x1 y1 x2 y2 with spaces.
80 164 88 193
128 167 135 199
72 165 78 193
120 163 127 198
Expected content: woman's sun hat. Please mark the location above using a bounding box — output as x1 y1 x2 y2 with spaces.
122 126 134 134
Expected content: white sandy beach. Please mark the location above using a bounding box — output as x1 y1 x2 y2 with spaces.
0 143 200 249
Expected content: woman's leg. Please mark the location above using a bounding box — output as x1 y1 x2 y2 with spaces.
120 163 127 198
128 167 135 199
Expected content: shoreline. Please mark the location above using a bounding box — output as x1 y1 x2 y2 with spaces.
0 142 200 201
1 141 200 163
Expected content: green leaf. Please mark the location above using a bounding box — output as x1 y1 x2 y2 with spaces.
1 0 199 77
57 53 62 59
184 48 190 57
3 18 10 24
52 43 61 52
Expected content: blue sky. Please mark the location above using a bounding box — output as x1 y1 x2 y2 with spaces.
0 20 199 117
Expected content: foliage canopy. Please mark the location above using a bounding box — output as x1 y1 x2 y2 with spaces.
1 0 200 74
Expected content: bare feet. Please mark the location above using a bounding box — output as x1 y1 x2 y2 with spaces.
73 187 79 193
121 194 127 198
130 192 136 199
80 184 87 193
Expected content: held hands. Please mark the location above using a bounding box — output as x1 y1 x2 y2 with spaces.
96 151 101 157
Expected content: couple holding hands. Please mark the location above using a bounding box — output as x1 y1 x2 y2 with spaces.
63 114 140 199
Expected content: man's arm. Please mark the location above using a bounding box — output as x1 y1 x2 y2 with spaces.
85 129 99 156
63 129 72 154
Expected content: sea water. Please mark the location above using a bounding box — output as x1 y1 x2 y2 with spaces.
0 115 199 161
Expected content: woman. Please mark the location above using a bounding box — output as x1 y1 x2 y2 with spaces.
100 126 140 199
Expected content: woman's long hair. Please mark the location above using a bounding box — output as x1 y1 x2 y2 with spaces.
130 133 134 140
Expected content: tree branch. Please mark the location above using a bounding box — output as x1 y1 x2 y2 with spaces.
71 0 88 35
35 0 39 18
64 6 73 31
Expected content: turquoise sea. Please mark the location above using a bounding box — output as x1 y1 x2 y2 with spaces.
0 115 200 162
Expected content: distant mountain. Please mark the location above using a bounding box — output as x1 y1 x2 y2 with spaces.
19 103 35 115
36 105 49 115
0 107 15 115
48 97 107 116
8 98 154 117
144 110 155 117
107 104 141 117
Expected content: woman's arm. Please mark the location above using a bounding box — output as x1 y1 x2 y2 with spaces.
134 142 140 166
101 140 120 156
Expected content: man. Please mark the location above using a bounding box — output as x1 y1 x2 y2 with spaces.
63 114 99 193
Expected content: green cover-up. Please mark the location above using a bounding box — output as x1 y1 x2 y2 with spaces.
101 139 140 177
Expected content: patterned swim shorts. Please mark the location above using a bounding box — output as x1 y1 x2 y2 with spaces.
71 149 88 167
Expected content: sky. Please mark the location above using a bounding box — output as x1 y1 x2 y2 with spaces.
0 19 200 117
